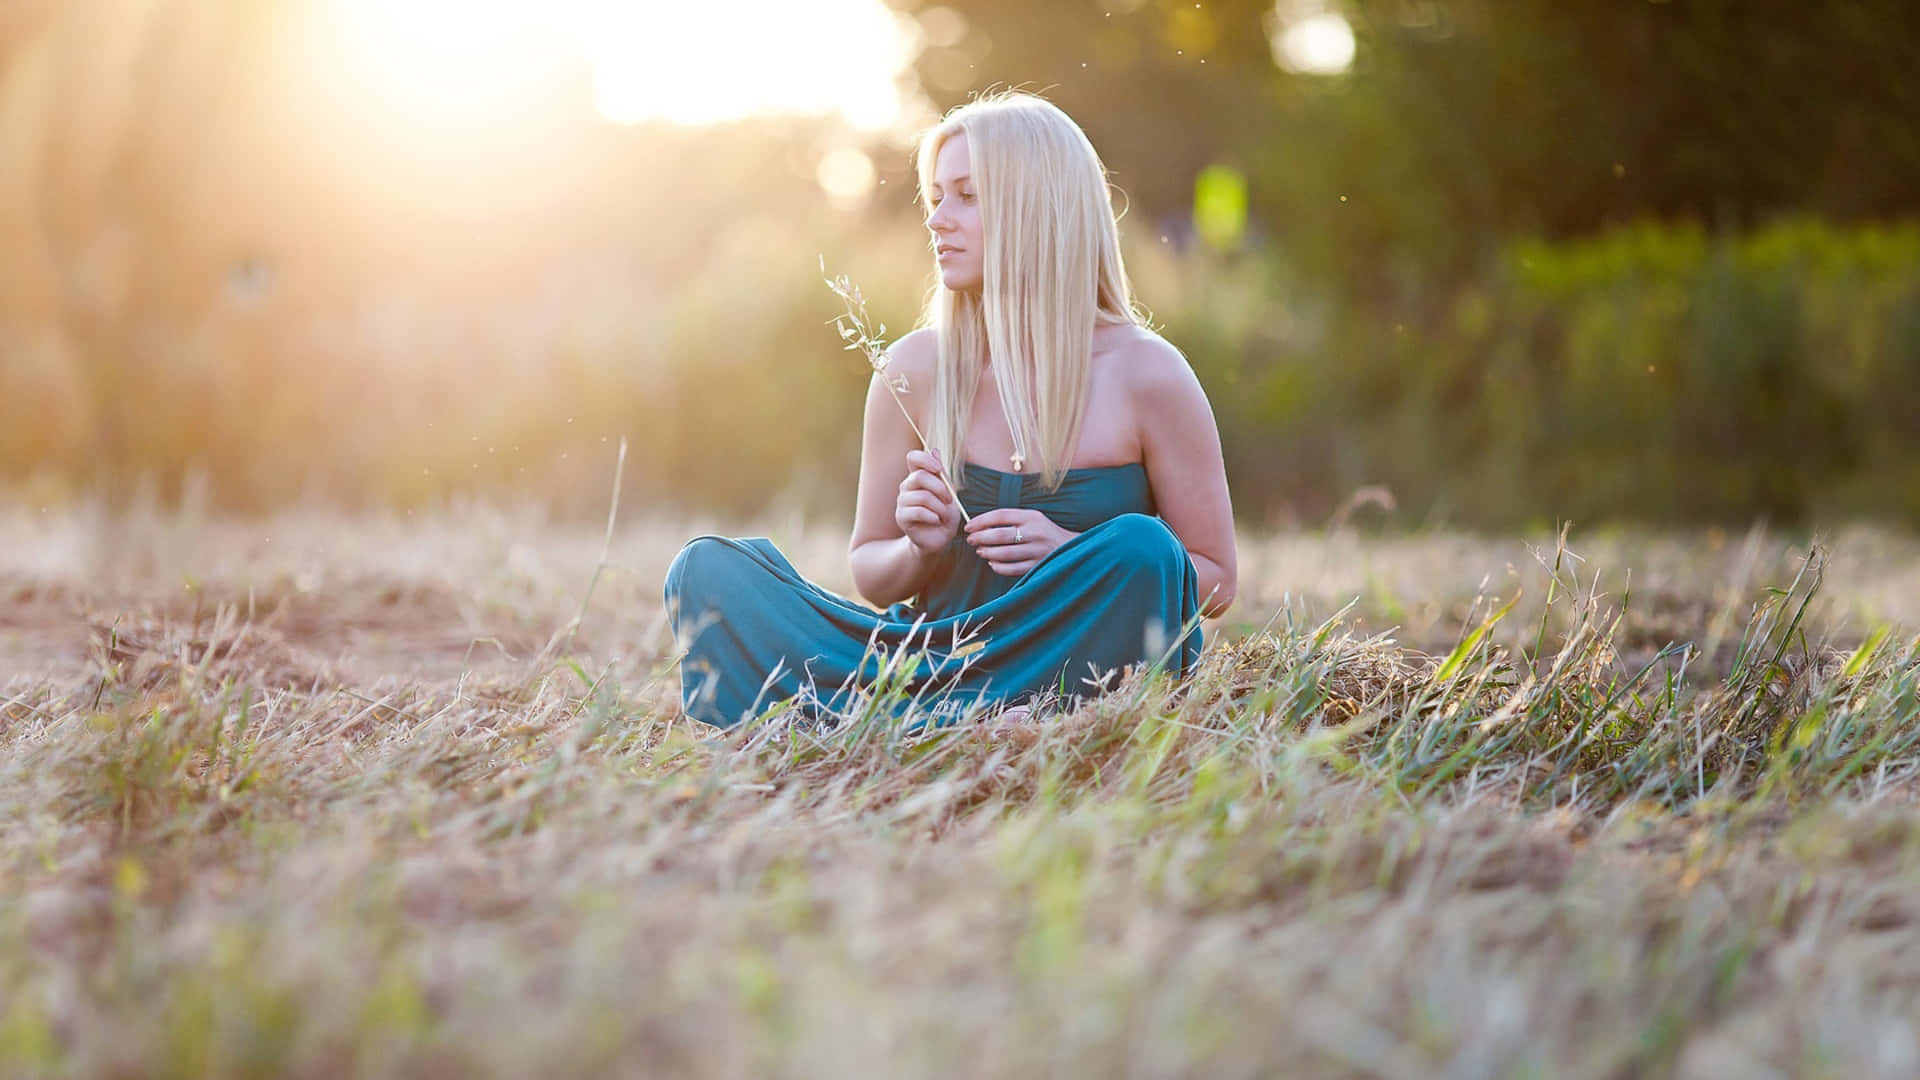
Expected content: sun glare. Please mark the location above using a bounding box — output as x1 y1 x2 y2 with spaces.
330 0 918 132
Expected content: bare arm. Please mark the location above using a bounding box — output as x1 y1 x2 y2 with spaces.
1132 337 1238 618
847 330 953 607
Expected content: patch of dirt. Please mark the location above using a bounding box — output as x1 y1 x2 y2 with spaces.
3 575 556 691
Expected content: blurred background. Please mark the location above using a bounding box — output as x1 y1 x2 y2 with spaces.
1 0 1916 529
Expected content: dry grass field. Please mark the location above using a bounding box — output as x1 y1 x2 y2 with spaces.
7 502 1920 1077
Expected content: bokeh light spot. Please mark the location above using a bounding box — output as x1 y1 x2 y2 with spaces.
817 147 878 210
1272 9 1355 75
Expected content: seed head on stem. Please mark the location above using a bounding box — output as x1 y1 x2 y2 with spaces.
822 259 972 524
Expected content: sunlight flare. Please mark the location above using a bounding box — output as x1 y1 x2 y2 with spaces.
330 0 919 131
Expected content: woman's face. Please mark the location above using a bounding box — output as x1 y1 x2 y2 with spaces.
926 134 983 293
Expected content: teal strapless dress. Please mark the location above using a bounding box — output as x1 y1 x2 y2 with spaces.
663 462 1202 728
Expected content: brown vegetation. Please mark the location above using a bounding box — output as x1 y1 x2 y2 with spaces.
5 507 1920 1075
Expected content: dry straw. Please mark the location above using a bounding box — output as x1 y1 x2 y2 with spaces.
823 261 972 524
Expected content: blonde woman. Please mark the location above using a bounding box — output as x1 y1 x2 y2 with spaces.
665 91 1236 729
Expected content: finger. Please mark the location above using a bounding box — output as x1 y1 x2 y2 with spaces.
906 492 959 530
965 523 1010 545
964 509 1017 533
986 560 1035 577
969 518 1033 544
903 470 955 502
899 491 942 517
971 524 1017 547
969 537 1030 556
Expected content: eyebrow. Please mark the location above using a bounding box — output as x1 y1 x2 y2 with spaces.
930 175 972 189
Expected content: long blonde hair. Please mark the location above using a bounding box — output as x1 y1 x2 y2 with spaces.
915 91 1142 491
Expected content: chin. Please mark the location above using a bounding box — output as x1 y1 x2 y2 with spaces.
939 269 983 293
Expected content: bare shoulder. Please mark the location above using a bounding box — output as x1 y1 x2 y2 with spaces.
868 327 939 430
885 326 939 384
1114 326 1204 400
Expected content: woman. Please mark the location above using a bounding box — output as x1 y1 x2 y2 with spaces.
664 91 1237 729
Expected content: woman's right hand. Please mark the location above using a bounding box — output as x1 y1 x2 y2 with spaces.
896 448 961 557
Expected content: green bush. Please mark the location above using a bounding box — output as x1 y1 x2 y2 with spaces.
1152 218 1920 529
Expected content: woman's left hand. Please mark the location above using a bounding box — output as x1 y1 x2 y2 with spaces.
964 509 1079 577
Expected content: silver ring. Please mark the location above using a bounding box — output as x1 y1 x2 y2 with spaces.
1014 526 1024 543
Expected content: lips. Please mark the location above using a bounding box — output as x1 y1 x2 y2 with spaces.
936 245 962 257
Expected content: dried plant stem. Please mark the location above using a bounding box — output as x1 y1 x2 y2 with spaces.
549 435 627 664
877 378 971 525
823 262 972 525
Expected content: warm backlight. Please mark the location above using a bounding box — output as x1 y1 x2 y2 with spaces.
330 0 916 131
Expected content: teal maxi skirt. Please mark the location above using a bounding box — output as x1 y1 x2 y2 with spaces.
663 462 1202 729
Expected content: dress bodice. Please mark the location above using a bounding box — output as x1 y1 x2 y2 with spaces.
896 461 1158 619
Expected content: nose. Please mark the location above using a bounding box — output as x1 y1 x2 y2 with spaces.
926 204 955 235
